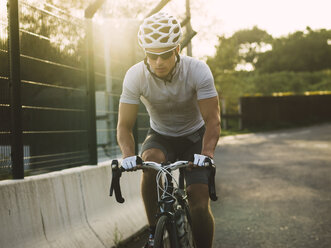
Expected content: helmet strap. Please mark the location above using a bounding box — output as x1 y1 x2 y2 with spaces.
144 51 180 83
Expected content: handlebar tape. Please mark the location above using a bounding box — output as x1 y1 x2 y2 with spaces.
208 165 218 201
109 158 217 202
109 160 125 203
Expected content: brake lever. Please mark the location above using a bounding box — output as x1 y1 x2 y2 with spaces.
206 162 218 201
109 160 125 203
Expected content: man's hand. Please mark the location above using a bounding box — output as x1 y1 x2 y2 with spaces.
193 154 214 167
122 156 143 170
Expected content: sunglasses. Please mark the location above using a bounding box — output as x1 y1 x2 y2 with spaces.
145 47 176 60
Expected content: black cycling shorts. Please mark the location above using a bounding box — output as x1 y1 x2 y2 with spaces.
141 126 210 186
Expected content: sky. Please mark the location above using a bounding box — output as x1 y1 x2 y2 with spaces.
172 0 331 59
1 0 330 59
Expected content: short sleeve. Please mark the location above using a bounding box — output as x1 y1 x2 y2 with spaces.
120 66 141 105
195 61 218 100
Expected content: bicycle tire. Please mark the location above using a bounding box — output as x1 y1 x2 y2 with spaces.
154 215 174 248
176 206 196 248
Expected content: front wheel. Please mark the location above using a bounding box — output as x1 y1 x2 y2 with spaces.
176 208 196 248
154 215 175 248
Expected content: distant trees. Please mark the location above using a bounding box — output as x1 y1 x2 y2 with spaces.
207 27 331 116
256 28 331 73
208 27 331 74
207 26 273 73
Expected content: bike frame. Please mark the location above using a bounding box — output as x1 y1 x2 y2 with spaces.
109 159 217 247
156 165 184 247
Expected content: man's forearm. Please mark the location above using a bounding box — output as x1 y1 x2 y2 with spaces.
201 120 221 159
117 127 136 158
198 96 221 159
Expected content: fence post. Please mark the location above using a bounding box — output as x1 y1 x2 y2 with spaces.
185 0 192 56
145 0 171 17
238 98 243 130
221 98 227 130
8 0 24 179
85 19 97 165
130 26 139 154
84 0 107 164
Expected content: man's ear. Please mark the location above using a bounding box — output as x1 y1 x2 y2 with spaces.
176 44 181 53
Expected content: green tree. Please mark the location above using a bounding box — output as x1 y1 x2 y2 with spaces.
255 27 331 72
207 26 272 74
207 27 331 117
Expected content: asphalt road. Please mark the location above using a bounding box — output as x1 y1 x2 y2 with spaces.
118 123 331 248
212 123 331 248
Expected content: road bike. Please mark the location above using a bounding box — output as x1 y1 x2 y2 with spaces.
110 159 217 248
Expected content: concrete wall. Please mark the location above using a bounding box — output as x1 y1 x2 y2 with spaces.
0 162 147 248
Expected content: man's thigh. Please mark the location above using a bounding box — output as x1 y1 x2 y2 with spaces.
141 148 165 163
141 129 175 162
141 128 210 186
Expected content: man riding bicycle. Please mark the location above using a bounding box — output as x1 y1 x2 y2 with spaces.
117 12 220 248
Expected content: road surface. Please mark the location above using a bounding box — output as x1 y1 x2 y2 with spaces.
117 123 331 248
212 123 331 248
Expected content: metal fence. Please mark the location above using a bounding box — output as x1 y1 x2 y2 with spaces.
240 92 331 129
1 0 14 178
92 18 149 161
0 0 149 179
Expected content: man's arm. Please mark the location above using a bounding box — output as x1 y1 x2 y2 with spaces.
117 102 139 158
198 96 221 158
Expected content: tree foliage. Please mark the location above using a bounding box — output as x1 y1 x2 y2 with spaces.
207 27 331 115
208 26 331 74
256 28 331 72
207 26 272 73
214 70 331 114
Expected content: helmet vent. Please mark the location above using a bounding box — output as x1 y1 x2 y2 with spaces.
160 26 170 33
152 24 161 29
160 37 169 43
151 33 161 40
138 12 182 49
145 37 152 44
144 28 153 34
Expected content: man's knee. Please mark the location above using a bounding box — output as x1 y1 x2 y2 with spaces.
141 148 165 179
142 148 165 163
187 184 210 211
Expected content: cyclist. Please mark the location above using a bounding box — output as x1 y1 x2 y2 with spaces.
117 12 220 248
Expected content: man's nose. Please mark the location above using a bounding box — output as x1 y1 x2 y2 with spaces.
155 56 163 65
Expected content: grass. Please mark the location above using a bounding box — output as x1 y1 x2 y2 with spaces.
221 129 252 137
220 121 331 137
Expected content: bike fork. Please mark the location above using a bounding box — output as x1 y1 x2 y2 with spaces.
169 218 180 248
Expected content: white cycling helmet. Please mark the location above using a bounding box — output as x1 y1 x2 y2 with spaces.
138 12 182 49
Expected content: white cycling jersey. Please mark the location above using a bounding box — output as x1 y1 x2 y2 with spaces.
120 55 218 137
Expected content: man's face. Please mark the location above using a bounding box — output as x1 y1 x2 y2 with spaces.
145 46 178 78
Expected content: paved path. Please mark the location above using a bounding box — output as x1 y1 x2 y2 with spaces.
212 123 331 248
120 123 331 248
